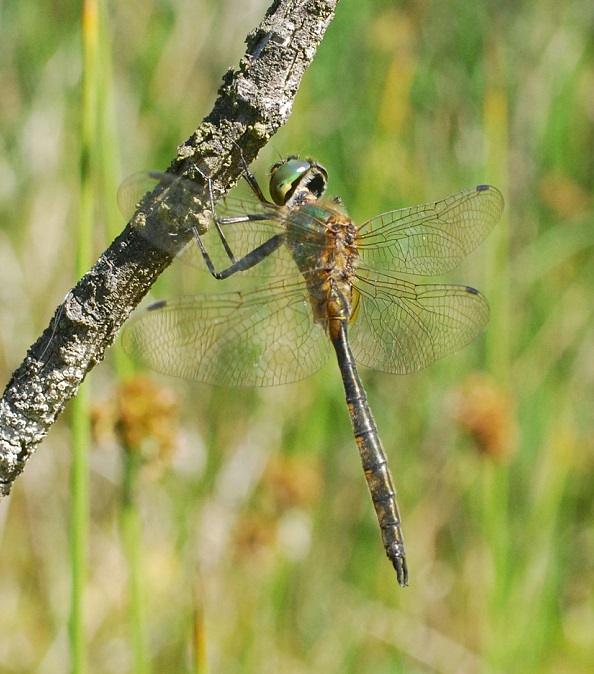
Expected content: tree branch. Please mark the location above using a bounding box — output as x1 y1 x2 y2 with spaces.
0 0 340 497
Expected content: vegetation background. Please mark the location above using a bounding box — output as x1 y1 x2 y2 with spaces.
1 0 593 672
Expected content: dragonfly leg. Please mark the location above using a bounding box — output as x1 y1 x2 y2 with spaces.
186 155 269 267
191 227 285 280
206 175 237 264
231 139 270 204
192 174 279 279
194 151 277 279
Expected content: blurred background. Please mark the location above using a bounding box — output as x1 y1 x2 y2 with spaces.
1 0 594 672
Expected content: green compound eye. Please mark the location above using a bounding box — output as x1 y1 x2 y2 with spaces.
269 159 312 205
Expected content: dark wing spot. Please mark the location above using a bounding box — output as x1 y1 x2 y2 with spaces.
147 300 168 311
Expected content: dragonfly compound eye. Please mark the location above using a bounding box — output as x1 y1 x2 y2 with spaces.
269 159 327 206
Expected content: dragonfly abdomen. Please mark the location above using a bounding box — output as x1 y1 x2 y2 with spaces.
330 318 408 586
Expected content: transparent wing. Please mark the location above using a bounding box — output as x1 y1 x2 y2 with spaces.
350 270 490 374
118 171 308 277
121 278 330 387
118 171 211 257
180 195 299 277
118 172 194 224
357 185 504 276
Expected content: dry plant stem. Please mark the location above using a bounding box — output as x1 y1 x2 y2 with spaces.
0 0 340 497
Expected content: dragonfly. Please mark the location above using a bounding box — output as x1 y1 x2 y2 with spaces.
120 156 504 586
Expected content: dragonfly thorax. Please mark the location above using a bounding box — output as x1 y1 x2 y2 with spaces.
284 201 360 338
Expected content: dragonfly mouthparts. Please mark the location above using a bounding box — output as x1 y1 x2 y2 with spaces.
302 166 327 199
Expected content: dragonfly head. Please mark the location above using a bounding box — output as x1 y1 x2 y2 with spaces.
269 157 328 206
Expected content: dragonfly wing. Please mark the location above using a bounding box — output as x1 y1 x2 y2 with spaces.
350 271 490 374
119 172 299 277
179 195 300 277
118 171 210 257
357 185 504 276
185 195 342 277
121 279 330 387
